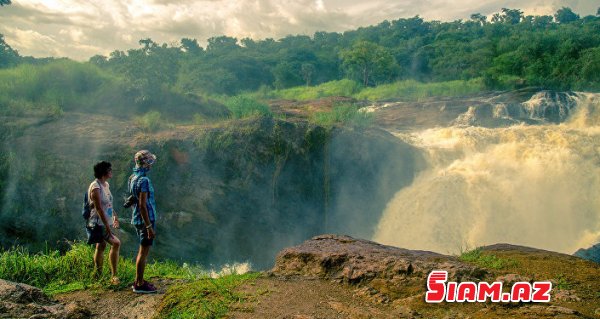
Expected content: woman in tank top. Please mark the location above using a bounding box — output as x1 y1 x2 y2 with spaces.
87 161 121 285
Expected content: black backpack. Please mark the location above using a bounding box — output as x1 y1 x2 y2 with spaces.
82 181 104 220
82 191 91 220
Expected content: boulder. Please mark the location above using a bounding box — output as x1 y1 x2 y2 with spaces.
270 234 486 300
0 279 90 319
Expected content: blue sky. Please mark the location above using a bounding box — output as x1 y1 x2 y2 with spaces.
0 0 597 60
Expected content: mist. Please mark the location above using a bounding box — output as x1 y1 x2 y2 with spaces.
374 93 600 254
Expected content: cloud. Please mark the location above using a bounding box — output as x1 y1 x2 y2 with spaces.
0 0 597 60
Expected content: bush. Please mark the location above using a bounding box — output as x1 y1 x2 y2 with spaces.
136 111 166 132
225 96 271 119
458 247 518 269
311 103 373 128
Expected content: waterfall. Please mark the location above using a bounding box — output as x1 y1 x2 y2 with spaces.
373 93 600 254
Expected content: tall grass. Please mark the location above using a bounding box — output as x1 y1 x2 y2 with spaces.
135 110 173 132
262 78 485 102
355 78 486 101
0 243 205 295
268 79 361 100
311 103 373 128
224 96 271 119
0 60 118 117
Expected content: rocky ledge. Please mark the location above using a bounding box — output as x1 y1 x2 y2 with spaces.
270 234 486 300
0 279 89 319
270 234 600 318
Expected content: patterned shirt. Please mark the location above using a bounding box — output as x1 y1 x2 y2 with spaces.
88 180 114 227
129 168 157 226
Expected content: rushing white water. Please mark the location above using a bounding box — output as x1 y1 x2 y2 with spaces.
373 93 600 254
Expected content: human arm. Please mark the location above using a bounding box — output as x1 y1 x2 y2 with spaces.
138 192 155 239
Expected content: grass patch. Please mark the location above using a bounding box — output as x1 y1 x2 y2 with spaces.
0 243 205 295
268 79 361 101
458 247 518 270
224 96 271 119
310 103 373 128
157 272 260 319
257 78 484 102
135 110 173 132
355 78 485 101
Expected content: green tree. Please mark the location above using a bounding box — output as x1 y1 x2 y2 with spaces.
470 13 487 25
0 34 19 68
180 38 203 55
301 63 315 86
554 7 580 23
492 8 523 25
0 0 11 6
341 41 398 86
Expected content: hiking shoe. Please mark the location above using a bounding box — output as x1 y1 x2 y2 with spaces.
132 281 157 294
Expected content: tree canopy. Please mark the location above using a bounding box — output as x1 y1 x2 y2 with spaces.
4 6 600 94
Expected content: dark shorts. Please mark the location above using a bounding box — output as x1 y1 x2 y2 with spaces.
86 225 111 245
135 222 155 247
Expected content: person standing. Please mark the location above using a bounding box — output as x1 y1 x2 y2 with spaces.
129 150 158 294
87 161 121 286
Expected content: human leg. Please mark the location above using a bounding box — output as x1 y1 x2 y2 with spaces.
105 234 121 282
93 241 107 276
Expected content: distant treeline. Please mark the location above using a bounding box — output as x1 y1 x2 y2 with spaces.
1 7 600 99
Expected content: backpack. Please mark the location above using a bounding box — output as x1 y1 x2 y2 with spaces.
82 180 104 220
82 191 92 220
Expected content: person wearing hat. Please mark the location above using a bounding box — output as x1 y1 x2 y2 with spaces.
129 150 158 293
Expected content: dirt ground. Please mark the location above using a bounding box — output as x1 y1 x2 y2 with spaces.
55 278 174 319
228 277 404 319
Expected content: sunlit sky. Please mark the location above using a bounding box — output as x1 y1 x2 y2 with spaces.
0 0 597 60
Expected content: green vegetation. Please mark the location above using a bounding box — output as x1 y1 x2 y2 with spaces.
311 103 373 128
264 79 361 100
554 273 573 290
0 61 112 117
135 110 171 132
355 78 486 101
459 247 518 269
158 272 260 319
1 7 599 118
0 243 206 295
224 96 272 119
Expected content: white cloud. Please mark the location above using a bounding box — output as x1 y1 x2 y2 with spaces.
0 0 597 60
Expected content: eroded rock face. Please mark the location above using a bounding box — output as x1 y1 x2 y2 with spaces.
0 279 90 319
270 234 486 299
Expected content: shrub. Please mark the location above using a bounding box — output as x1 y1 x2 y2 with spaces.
459 247 518 269
225 96 271 119
311 103 373 128
136 110 165 132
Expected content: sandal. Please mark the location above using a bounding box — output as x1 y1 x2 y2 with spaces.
110 277 121 285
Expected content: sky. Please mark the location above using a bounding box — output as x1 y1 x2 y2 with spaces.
0 0 598 61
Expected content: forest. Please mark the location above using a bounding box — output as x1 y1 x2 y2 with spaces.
1 6 599 104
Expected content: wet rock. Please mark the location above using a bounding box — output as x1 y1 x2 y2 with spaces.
0 279 90 319
271 234 485 301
